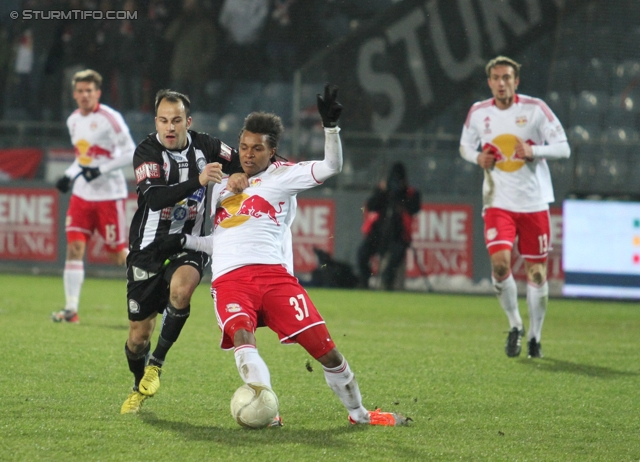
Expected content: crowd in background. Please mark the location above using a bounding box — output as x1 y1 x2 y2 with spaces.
1 0 398 121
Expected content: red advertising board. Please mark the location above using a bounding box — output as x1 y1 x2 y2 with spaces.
407 203 473 278
87 194 138 264
291 198 335 273
0 188 58 261
511 207 564 282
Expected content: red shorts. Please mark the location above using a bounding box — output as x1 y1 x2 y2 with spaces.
483 208 550 262
65 195 127 252
211 265 334 356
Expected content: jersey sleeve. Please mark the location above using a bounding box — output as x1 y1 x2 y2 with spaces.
134 140 202 211
272 162 325 194
459 108 481 164
537 102 568 146
100 111 137 174
201 133 242 174
133 140 165 195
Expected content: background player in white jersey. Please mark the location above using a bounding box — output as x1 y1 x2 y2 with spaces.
459 56 570 358
184 85 408 426
52 69 136 324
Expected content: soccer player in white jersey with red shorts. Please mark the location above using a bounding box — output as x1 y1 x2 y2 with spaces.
51 69 136 324
183 84 408 426
460 56 570 358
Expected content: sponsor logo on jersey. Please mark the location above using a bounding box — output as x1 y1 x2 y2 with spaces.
135 162 161 183
173 206 188 221
490 134 526 173
249 178 261 187
74 139 111 166
189 186 206 202
226 303 242 313
515 115 528 127
484 116 492 134
214 193 284 228
219 142 233 161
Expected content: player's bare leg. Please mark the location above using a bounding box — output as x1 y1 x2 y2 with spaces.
491 250 524 356
107 248 129 266
525 261 547 358
52 240 86 323
140 266 200 396
121 315 156 413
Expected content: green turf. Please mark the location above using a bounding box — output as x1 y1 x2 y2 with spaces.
0 274 638 461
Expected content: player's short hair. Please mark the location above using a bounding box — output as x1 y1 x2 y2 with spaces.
72 69 102 90
241 112 284 151
485 56 521 79
155 89 191 118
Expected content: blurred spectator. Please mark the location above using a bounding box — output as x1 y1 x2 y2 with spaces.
165 0 217 112
12 28 34 118
265 0 301 81
218 0 269 82
357 162 421 290
111 0 145 111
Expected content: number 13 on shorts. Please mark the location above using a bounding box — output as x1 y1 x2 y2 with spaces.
538 233 548 254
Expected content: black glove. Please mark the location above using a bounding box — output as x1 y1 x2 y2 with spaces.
55 176 72 193
135 234 186 273
317 83 343 128
81 166 101 182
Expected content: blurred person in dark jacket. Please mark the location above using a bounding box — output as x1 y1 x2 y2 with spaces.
164 0 217 111
357 162 421 290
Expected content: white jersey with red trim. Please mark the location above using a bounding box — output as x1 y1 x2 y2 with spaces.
460 94 567 212
209 160 323 281
65 104 136 201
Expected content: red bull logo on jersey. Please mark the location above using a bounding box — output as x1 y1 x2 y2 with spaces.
74 139 111 166
214 193 284 228
490 134 535 173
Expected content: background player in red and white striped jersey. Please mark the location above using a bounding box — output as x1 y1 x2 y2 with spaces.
459 56 571 359
52 69 136 324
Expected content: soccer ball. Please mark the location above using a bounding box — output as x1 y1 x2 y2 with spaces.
230 383 279 429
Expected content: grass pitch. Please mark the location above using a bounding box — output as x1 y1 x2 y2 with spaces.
0 274 638 461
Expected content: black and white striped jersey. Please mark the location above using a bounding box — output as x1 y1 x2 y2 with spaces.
128 130 240 251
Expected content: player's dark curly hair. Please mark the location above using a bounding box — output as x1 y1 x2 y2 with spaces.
240 112 287 162
155 89 191 118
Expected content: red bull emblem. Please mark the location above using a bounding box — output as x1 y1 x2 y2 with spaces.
214 193 284 228
74 139 111 166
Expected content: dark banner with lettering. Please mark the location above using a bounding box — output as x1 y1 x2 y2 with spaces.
313 0 583 135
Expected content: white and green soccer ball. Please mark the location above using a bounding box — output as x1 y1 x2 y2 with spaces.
230 383 279 429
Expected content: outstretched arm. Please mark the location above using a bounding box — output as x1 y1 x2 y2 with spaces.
312 84 344 182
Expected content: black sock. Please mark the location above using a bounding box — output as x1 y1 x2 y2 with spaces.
125 341 150 389
150 303 190 366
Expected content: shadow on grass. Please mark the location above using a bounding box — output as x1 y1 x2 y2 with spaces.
520 357 640 378
140 413 420 457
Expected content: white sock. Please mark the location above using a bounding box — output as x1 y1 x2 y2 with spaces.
527 281 548 342
492 274 522 330
233 345 271 388
323 359 369 423
63 260 84 312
